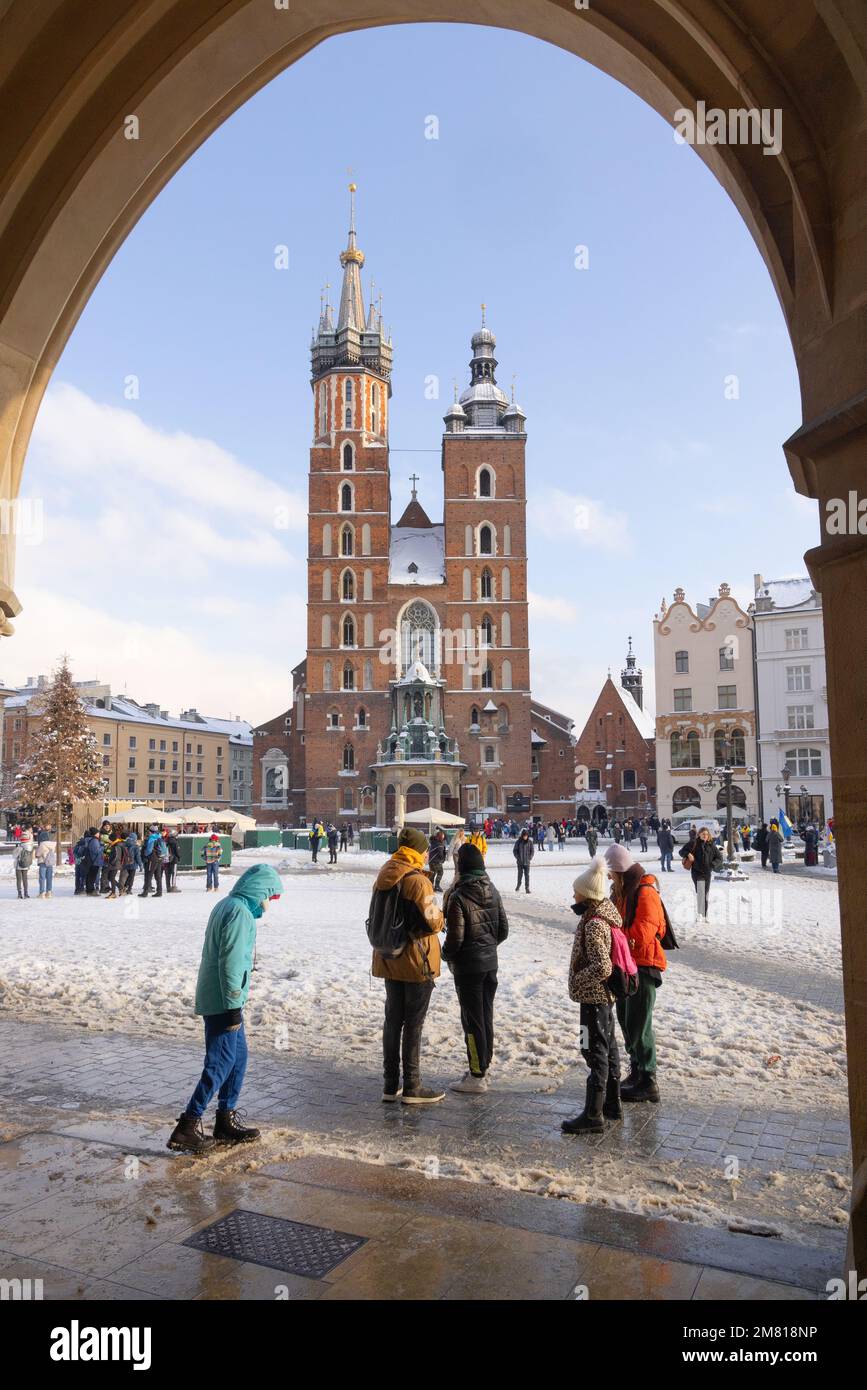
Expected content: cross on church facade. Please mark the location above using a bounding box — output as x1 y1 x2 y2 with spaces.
409 472 419 498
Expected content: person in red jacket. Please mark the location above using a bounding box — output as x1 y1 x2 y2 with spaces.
608 860 667 1103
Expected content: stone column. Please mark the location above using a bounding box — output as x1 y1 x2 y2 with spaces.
396 779 406 827
788 402 867 1279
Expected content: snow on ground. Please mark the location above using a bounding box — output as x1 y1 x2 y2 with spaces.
0 842 846 1109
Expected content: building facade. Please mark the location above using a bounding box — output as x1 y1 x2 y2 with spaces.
252 191 571 827
0 676 251 812
654 584 758 823
752 574 832 825
573 644 656 824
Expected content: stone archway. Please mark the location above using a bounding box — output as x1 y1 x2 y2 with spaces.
0 0 865 1273
405 782 430 815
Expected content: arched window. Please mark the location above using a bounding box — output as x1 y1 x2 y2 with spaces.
465 524 473 555
341 524 354 556
364 614 374 647
480 567 493 600
485 784 498 808
321 615 331 647
342 614 355 648
479 524 493 555
502 567 511 600
484 745 495 763
343 744 355 771
343 786 354 810
345 405 352 428
730 729 746 765
501 659 512 691
471 706 480 727
340 482 353 511
400 600 438 674
322 571 332 601
479 467 493 498
342 662 355 691
498 704 509 731
357 707 367 729
481 665 494 689
501 611 512 646
363 659 373 690
342 569 355 601
363 569 373 600
717 785 746 809
671 731 701 769
714 729 729 765
503 524 511 556
361 523 371 555
481 614 493 646
345 378 353 401
673 786 701 812
342 441 354 470
323 660 333 692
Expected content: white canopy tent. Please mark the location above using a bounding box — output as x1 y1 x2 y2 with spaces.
103 805 185 826
401 807 466 830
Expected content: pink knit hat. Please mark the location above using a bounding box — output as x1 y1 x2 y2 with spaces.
604 843 635 872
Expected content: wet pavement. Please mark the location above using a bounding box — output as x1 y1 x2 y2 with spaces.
0 1018 848 1301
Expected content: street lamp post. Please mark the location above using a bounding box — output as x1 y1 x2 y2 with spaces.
701 737 757 872
774 764 792 823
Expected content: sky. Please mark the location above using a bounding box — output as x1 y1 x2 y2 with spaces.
4 23 816 729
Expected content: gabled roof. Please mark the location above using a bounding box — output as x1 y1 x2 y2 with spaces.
395 496 434 528
613 681 655 740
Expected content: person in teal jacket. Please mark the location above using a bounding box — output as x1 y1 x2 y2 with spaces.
167 863 284 1154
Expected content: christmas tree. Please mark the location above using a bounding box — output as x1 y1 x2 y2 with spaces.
15 659 106 860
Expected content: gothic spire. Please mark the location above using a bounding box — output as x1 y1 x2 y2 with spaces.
337 183 366 331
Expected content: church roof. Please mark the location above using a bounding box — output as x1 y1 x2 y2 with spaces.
612 680 655 740
397 658 436 686
395 495 434 528
389 514 445 585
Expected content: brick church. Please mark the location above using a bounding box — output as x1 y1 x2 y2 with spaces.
252 191 574 827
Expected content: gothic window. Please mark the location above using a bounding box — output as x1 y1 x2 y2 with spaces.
342 441 354 470
485 784 497 808
484 745 495 763
323 660 333 692
343 786 354 809
501 660 512 691
478 467 493 498
321 615 331 647
343 662 355 691
502 567 511 600
480 568 493 600
463 567 472 600
363 659 373 690
342 569 355 601
501 611 512 646
322 571 332 601
328 709 340 729
345 406 352 429
342 614 355 647
498 704 509 731
471 706 480 727
730 729 746 765
363 614 374 647
340 482 353 511
481 614 493 646
357 707 367 728
479 524 493 555
400 600 438 674
361 523 371 555
481 665 494 690
363 569 372 600
503 524 511 556
341 524 354 556
622 769 637 790
465 524 473 555
343 744 355 771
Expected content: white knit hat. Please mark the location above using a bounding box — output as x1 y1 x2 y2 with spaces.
572 855 609 903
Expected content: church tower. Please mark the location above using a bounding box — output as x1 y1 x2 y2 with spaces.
305 187 394 823
621 636 644 709
440 313 533 818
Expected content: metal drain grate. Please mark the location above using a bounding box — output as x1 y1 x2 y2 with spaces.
183 1208 366 1279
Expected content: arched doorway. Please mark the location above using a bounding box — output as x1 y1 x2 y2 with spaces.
1 0 866 1270
384 784 396 827
406 783 430 815
673 786 701 814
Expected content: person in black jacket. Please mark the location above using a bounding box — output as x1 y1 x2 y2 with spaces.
754 821 769 869
165 832 182 893
513 827 534 893
443 843 509 1094
680 827 723 918
657 822 675 871
427 829 448 891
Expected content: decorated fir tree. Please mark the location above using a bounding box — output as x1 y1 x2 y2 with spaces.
15 659 106 860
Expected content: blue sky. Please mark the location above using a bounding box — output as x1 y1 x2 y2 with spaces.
11 23 815 727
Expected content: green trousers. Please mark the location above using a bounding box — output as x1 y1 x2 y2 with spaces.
615 969 658 1075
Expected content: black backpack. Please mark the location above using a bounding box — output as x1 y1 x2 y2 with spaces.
366 873 423 959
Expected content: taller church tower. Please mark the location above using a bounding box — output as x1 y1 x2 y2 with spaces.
305 187 394 822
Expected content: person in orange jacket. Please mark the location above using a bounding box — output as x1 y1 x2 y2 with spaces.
605 848 667 1103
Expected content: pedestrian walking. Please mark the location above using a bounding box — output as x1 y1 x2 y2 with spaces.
367 827 445 1105
202 833 222 891
167 864 284 1153
513 826 534 893
606 854 667 1103
561 855 623 1134
585 824 598 858
427 828 448 891
36 836 56 898
679 827 723 918
443 842 509 1094
769 822 784 874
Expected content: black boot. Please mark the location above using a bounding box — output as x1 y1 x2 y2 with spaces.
213 1108 260 1144
603 1073 622 1120
562 1081 605 1134
167 1112 215 1154
621 1070 660 1103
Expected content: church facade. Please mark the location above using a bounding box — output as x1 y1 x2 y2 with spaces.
252 194 573 827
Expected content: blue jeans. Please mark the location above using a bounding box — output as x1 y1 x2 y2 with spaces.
206 862 219 889
187 1017 248 1117
38 863 54 893
661 851 673 871
772 862 780 873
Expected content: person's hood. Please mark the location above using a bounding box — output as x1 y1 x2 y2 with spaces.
453 875 494 906
229 864 283 913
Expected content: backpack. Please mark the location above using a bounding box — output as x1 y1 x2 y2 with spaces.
637 881 680 951
608 921 639 999
18 846 34 869
365 872 423 959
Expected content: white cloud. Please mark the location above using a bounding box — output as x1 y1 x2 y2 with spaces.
527 591 577 623
527 489 630 552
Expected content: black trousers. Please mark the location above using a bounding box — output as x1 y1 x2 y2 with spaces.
431 865 444 890
382 979 434 1090
454 970 498 1076
164 860 176 891
151 860 165 896
85 864 100 894
119 865 136 894
516 864 530 892
580 1001 620 1094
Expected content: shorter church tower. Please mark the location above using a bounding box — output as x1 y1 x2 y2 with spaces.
621 636 644 710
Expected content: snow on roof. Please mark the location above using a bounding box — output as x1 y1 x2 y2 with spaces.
613 682 655 740
531 728 548 746
755 575 815 610
389 525 445 585
397 658 435 686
